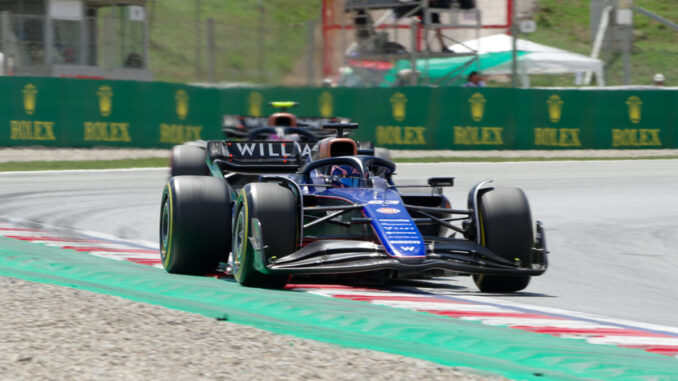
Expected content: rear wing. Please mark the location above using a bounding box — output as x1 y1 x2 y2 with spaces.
222 115 351 138
207 140 303 174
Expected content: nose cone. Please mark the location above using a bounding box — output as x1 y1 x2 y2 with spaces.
361 193 427 258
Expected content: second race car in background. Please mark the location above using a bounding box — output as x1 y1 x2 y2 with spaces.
221 101 391 160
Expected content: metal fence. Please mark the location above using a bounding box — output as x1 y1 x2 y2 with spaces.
178 1 508 87
198 19 318 86
0 11 149 79
2 1 674 88
0 2 504 86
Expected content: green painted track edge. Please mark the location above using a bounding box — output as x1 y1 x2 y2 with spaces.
1 237 677 381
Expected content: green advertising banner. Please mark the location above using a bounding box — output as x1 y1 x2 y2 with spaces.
1 78 65 146
520 89 596 150
0 77 676 150
358 87 435 148
436 87 518 150
66 79 148 147
0 78 222 148
590 90 677 150
146 82 222 146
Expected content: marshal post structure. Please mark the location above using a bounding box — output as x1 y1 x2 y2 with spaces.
1 77 676 149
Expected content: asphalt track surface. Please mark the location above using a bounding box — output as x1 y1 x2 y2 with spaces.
1 159 677 327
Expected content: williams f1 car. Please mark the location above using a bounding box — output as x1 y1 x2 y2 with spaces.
221 101 390 161
160 124 548 292
222 101 342 142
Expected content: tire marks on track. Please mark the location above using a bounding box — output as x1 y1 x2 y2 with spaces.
0 222 163 268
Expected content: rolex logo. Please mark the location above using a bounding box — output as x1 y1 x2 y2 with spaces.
318 91 333 117
469 93 486 122
175 90 189 120
390 92 407 122
248 92 263 117
96 86 113 117
22 84 38 115
626 96 642 124
546 95 563 123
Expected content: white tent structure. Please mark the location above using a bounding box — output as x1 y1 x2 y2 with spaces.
449 34 605 87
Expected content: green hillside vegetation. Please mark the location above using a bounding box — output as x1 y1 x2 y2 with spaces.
527 0 678 87
138 1 676 87
145 0 321 84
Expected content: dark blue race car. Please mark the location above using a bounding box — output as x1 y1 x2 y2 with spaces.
160 124 548 292
220 101 391 161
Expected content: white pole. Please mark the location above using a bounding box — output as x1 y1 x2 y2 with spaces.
584 4 612 85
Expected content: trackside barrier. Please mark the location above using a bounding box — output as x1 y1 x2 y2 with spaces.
1 77 676 149
0 77 221 148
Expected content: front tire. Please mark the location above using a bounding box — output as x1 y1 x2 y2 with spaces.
233 183 298 288
473 187 534 293
160 176 232 274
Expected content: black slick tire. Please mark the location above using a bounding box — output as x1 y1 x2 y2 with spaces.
473 187 533 293
170 144 210 177
232 183 297 288
160 176 231 274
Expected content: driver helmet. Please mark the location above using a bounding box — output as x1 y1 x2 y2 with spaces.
330 165 363 187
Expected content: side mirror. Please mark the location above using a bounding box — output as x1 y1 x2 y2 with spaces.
428 177 455 187
323 123 359 137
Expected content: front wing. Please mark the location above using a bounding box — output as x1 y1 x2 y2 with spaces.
248 219 548 277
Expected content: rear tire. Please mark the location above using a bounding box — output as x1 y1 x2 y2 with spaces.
170 144 210 177
160 176 231 274
233 183 297 288
473 187 533 293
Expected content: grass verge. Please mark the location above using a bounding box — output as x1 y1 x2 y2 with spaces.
143 0 321 84
0 158 168 172
1 155 677 172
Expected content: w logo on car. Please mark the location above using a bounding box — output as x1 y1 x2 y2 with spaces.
400 246 416 252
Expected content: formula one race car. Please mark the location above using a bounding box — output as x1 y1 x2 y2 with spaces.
222 101 341 141
160 124 548 292
221 101 390 161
